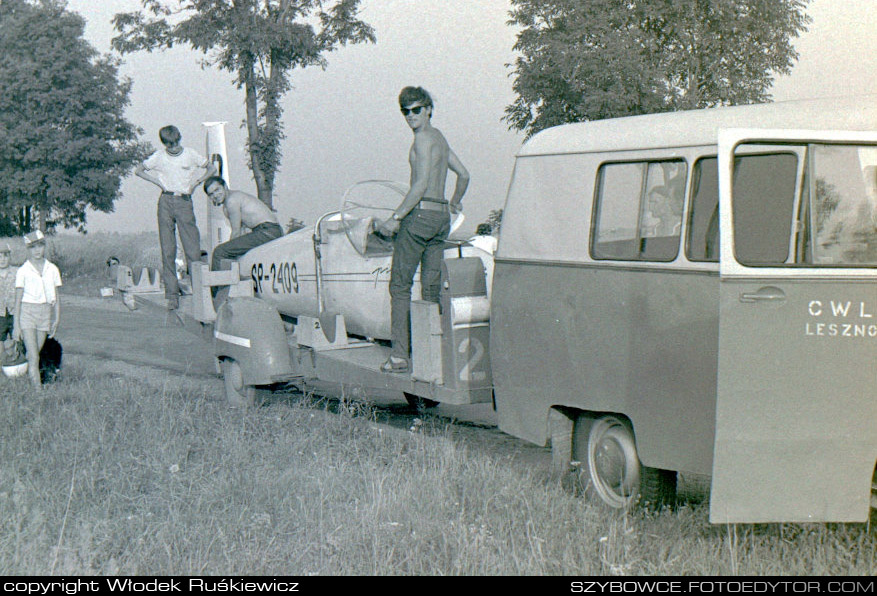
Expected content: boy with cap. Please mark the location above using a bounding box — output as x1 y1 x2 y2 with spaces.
14 230 62 387
0 243 17 343
0 242 19 377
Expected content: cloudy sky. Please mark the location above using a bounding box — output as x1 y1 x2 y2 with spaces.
62 0 877 235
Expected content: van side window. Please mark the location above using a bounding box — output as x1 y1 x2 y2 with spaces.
686 157 719 262
731 152 798 265
592 160 686 262
802 144 877 266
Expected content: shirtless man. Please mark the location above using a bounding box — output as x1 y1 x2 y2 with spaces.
203 176 283 274
377 86 469 373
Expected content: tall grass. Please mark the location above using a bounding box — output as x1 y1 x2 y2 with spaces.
0 232 161 295
48 232 162 279
0 231 160 290
0 356 873 575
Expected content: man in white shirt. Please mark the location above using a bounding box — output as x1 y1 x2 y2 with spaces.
135 125 216 309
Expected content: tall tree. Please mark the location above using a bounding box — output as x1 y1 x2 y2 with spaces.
112 0 375 209
506 0 811 137
0 0 147 233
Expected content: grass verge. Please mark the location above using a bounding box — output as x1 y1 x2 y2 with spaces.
0 356 873 575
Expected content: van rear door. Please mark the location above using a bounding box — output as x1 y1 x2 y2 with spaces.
711 128 877 523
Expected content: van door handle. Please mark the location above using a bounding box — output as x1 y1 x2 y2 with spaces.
740 286 786 303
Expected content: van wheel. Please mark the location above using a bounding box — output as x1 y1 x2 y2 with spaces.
221 358 255 407
575 415 676 509
404 392 439 411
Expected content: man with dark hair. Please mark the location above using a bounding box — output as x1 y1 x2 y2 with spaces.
204 176 283 276
135 125 216 310
376 86 470 373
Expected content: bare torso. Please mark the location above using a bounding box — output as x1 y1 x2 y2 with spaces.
410 127 450 200
224 190 278 236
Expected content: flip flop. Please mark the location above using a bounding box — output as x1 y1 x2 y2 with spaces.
380 356 409 373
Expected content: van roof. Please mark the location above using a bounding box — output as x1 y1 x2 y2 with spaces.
519 94 877 156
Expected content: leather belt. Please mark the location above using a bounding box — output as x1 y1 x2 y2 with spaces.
417 198 449 212
161 191 192 199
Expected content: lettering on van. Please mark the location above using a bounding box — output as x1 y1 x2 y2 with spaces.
251 261 299 295
805 300 877 338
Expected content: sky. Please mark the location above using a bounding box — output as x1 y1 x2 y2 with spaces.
61 0 877 236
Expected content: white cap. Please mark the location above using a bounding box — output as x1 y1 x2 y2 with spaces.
24 230 45 246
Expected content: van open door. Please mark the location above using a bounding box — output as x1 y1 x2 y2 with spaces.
711 128 877 523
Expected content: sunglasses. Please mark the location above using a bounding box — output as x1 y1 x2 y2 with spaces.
400 105 427 116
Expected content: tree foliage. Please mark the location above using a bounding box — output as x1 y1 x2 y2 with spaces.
286 216 306 234
0 0 147 233
112 0 375 209
506 0 812 137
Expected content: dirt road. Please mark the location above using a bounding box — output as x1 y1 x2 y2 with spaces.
57 291 553 469
58 293 218 379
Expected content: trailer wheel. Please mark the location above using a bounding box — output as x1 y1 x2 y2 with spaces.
221 358 255 407
404 392 439 411
575 415 675 509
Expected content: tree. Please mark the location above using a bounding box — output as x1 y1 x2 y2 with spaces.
478 208 503 235
505 0 811 137
0 0 147 233
286 216 306 234
112 0 375 209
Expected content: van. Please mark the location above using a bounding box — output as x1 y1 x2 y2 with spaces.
493 95 877 523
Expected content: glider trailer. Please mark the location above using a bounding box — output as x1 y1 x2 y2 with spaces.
191 97 877 524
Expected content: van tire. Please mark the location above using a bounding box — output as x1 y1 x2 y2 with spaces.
574 414 676 510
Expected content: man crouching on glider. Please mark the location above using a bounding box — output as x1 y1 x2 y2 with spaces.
204 176 284 293
376 86 469 374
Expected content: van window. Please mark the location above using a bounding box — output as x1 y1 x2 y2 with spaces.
732 152 799 265
805 144 877 266
731 144 877 267
592 160 687 262
686 157 719 262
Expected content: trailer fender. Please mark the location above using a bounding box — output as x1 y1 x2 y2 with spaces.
213 297 293 386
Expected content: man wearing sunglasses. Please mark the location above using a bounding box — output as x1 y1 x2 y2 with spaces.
377 86 470 374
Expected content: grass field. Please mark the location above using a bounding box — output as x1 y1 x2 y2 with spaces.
0 354 873 575
0 231 873 575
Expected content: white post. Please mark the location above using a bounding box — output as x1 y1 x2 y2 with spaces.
203 121 232 253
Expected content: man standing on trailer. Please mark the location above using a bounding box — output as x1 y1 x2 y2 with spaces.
376 86 470 373
135 125 216 311
204 176 283 277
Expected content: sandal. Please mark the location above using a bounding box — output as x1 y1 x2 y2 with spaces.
380 356 409 373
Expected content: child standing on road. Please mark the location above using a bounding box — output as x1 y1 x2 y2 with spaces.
0 242 19 379
0 243 18 343
14 231 61 387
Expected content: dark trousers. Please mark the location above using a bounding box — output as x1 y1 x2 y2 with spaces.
157 193 202 299
0 311 12 341
389 209 450 359
211 222 283 271
211 222 283 298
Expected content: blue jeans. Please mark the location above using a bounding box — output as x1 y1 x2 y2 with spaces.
389 209 450 359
